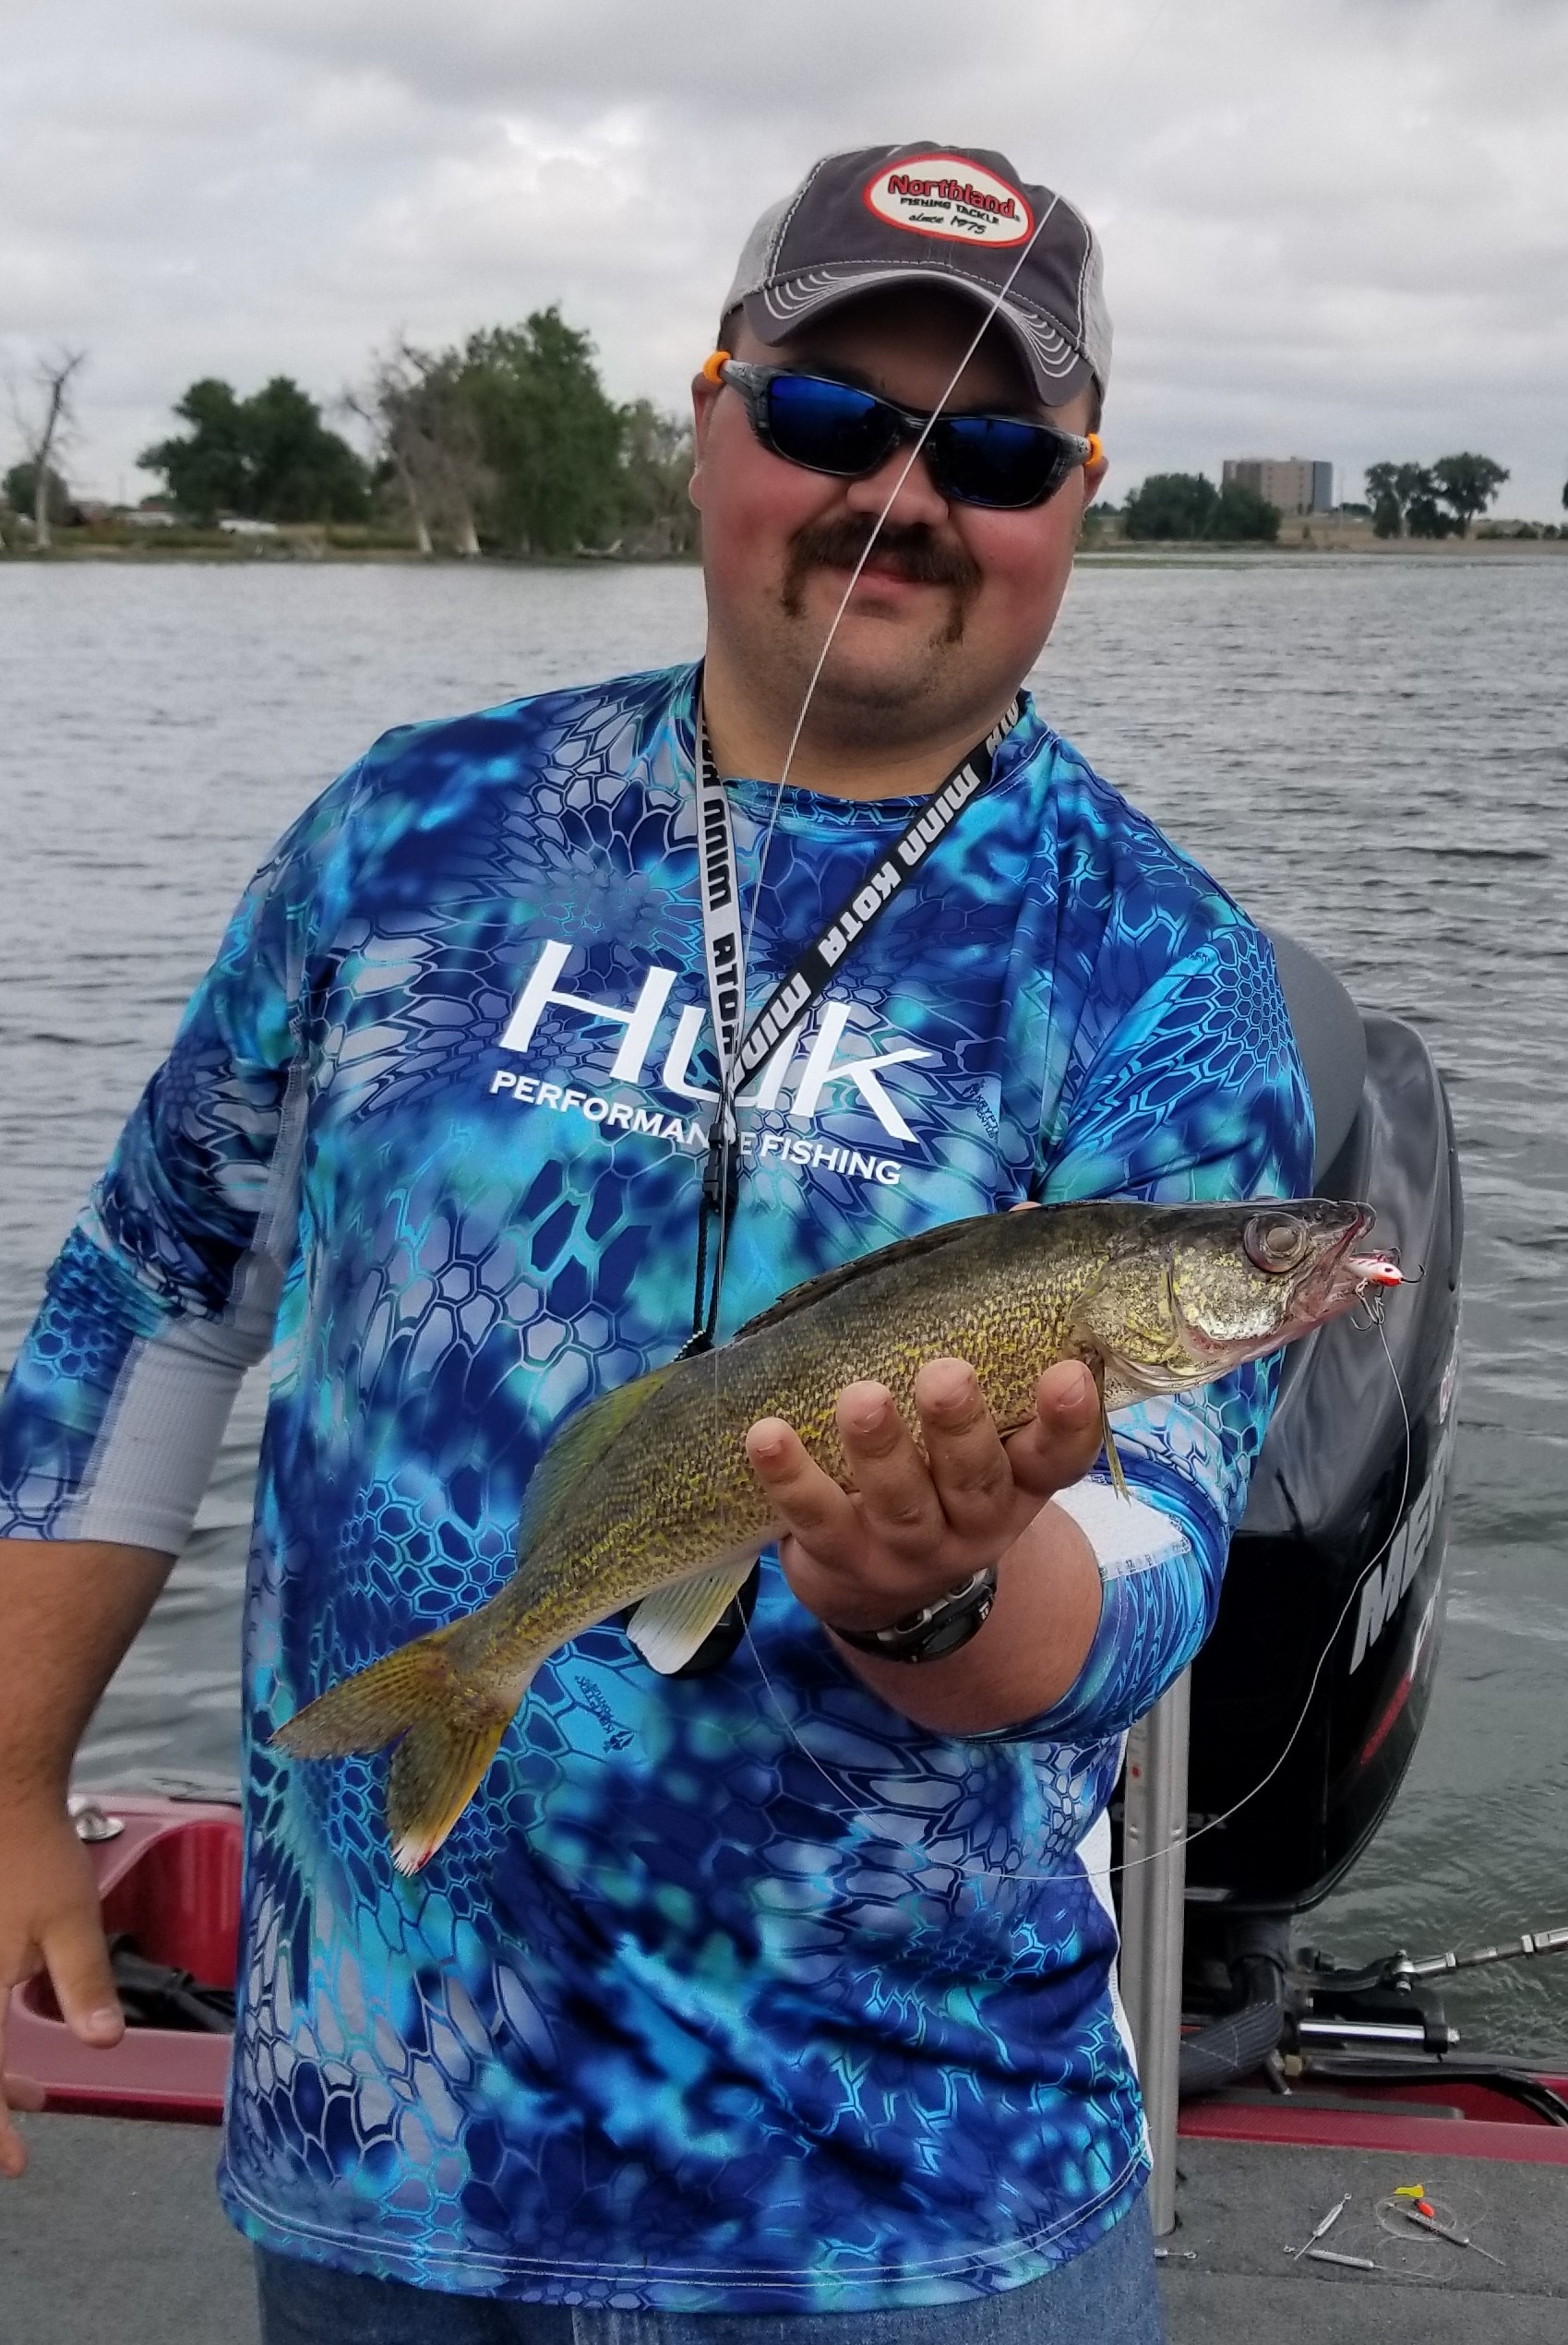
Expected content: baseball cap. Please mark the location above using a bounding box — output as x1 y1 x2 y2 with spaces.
719 142 1111 405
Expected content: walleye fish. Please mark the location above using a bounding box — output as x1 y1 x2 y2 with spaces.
274 1196 1400 1872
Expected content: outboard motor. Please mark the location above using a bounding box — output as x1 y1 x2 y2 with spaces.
1181 932 1464 1983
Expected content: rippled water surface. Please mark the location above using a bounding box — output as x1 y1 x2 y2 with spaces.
3 554 1564 2055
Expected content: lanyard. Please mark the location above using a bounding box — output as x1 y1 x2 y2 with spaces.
683 698 1020 1351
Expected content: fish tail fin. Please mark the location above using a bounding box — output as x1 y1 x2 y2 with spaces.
272 1622 466 1759
272 1621 525 1872
387 1706 517 1876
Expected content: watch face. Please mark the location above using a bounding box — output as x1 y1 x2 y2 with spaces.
842 1570 998 1662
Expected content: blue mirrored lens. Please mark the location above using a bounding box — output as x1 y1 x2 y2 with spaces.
753 372 1075 507
930 416 1066 508
763 376 902 475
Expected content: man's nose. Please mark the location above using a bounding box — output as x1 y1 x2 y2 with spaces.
841 437 951 529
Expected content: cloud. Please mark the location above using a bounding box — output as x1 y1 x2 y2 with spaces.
4 0 1565 513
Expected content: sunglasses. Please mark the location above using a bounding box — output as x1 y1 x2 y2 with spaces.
703 353 1101 511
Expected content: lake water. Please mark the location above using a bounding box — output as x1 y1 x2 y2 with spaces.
2 553 1565 2059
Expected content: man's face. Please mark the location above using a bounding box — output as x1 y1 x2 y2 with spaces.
689 283 1107 754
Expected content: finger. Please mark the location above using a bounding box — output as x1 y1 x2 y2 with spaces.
832 1382 944 1559
912 1358 1016 1541
40 1907 122 2051
746 1417 864 1570
0 1986 32 2180
1002 1360 1106 1497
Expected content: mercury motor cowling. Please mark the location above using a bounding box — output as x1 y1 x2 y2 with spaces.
1182 929 1463 1949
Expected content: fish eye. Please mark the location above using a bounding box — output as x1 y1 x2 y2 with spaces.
1243 1214 1310 1274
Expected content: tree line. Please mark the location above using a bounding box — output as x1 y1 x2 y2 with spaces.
1117 473 1282 542
141 309 698 557
4 311 699 557
5 330 1557 558
1362 454 1509 538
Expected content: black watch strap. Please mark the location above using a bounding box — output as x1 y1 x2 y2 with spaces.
829 1566 999 1665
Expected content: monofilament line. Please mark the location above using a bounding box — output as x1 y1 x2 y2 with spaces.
706 182 1070 1336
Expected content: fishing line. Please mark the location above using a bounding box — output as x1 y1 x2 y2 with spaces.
699 182 1076 1548
700 0 1177 1344
738 1315 1420 1892
701 191 1071 1347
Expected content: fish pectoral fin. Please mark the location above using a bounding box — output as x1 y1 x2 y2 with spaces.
627 1554 762 1676
1085 1352 1132 1505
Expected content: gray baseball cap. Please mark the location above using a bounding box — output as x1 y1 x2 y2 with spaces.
719 142 1111 404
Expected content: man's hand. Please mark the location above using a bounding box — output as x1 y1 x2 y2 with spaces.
0 1802 124 2178
0 1537 174 2179
746 1355 1104 1633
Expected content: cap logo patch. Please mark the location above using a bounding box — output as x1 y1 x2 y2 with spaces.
863 154 1033 247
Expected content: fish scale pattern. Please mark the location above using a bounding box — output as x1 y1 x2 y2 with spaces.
0 664 1311 2309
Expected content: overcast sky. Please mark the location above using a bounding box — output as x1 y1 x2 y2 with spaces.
5 0 1566 516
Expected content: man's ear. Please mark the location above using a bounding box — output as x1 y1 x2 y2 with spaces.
688 365 724 510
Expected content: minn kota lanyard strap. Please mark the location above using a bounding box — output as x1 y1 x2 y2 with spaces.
684 697 1020 1352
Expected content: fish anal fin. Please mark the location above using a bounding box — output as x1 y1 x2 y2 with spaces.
733 1216 988 1341
627 1552 762 1675
516 1363 680 1558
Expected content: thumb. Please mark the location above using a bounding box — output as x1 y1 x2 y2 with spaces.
42 1907 122 2049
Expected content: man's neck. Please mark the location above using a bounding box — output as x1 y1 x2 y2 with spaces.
700 661 1018 804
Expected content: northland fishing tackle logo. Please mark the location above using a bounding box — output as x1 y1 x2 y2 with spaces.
486 938 936 1189
863 154 1033 246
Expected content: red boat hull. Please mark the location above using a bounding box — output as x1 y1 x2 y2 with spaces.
9 1795 239 2124
13 1796 1568 2163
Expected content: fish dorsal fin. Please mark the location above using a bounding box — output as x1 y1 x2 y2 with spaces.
731 1214 988 1342
626 1552 763 1675
516 1364 678 1560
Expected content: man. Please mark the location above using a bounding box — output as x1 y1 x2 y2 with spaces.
0 143 1311 2341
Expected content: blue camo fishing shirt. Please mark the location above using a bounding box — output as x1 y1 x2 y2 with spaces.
0 664 1312 2308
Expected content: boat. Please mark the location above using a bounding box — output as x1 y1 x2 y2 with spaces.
10 935 1564 2328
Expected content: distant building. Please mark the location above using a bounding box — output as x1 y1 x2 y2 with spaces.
1223 458 1334 514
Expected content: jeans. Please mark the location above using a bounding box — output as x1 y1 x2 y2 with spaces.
255 2196 1165 2345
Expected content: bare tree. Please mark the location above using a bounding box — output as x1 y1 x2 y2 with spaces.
347 340 488 557
11 349 88 550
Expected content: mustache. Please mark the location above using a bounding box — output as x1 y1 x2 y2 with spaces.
781 517 982 615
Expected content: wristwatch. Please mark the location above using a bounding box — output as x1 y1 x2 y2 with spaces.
828 1566 999 1665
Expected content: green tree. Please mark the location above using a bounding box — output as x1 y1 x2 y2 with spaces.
1209 481 1280 541
1406 486 1454 540
460 309 625 555
1430 451 1509 536
1121 473 1277 542
3 461 72 525
616 400 698 557
1122 472 1219 539
1364 461 1435 539
140 377 370 524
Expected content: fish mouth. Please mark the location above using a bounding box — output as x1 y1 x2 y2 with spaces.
1287 1204 1403 1334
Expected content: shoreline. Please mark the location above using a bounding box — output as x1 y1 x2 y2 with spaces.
5 542 1566 570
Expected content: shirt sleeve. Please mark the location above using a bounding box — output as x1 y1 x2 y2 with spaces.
1016 918 1315 1741
0 764 367 1553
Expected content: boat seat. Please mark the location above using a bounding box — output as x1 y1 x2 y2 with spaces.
1263 927 1368 1185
